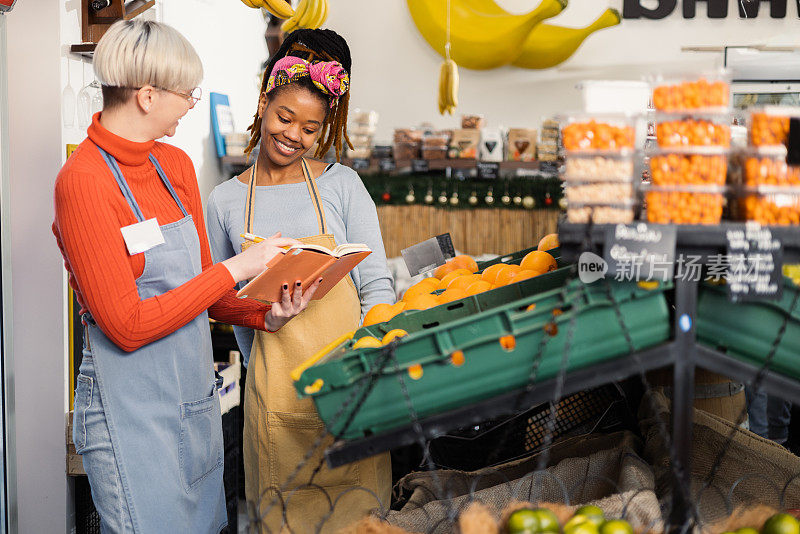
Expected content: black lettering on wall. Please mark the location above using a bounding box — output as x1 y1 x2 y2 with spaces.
738 0 788 18
623 0 678 19
684 0 729 17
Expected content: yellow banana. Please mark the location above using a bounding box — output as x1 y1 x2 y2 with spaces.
406 0 567 70
305 0 324 28
261 0 294 19
315 0 329 28
240 0 260 8
512 8 622 69
281 0 305 32
438 58 458 115
297 0 316 28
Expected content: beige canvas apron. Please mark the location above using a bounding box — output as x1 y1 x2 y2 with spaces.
242 159 391 533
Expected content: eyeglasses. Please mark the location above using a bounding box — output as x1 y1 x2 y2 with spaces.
160 87 202 107
121 86 202 107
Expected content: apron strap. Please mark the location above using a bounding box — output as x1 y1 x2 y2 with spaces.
244 164 257 234
97 146 146 223
149 155 190 218
301 158 328 235
96 145 189 221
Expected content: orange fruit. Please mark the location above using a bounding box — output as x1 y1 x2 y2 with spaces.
450 350 465 367
480 264 506 285
494 265 522 286
402 278 439 302
509 270 542 284
408 363 423 380
438 287 468 304
465 280 493 296
526 303 537 312
537 233 559 251
404 293 441 310
363 303 397 326
382 329 409 344
499 335 516 351
448 273 482 290
352 336 382 349
433 260 457 279
437 269 473 290
452 254 479 273
521 250 557 273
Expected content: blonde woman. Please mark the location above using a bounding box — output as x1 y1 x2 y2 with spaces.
52 20 318 533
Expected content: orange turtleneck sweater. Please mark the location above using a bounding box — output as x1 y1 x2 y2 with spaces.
53 113 269 352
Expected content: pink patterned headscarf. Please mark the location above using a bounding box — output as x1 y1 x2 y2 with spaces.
265 56 349 108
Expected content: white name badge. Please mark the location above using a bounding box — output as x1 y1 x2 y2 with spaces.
120 218 165 255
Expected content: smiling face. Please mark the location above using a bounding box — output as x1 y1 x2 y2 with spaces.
258 84 328 166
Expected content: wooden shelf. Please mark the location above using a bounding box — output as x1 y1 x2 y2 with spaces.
70 43 97 59
122 0 155 20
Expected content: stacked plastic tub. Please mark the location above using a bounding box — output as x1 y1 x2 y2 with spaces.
731 106 800 225
560 114 638 224
646 73 731 224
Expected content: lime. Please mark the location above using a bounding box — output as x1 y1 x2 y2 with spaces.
565 521 600 534
763 514 800 534
736 529 759 534
507 508 539 534
531 508 560 533
600 519 634 534
565 515 589 531
575 505 605 527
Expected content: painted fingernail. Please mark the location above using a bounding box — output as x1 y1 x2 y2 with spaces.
283 283 288 290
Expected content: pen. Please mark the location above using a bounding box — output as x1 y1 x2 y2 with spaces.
240 233 264 243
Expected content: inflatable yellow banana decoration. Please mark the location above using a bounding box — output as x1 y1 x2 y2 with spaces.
439 59 459 115
512 8 622 69
240 0 295 19
406 0 567 70
281 0 329 31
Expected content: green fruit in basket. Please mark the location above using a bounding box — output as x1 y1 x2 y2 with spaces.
565 520 600 534
736 529 760 534
575 505 606 526
531 508 560 533
763 514 800 534
600 519 634 534
507 508 539 534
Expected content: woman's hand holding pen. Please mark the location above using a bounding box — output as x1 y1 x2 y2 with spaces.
221 232 301 284
265 277 321 331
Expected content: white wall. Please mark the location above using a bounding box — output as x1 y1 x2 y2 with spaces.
6 0 69 532
325 0 800 142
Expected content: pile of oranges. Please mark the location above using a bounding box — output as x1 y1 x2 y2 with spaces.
361 234 559 327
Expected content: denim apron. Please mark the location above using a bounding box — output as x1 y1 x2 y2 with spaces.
72 146 227 533
241 159 391 532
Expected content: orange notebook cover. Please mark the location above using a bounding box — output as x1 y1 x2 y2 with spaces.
236 243 371 303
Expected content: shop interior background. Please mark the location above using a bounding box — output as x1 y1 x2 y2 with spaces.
2 0 800 531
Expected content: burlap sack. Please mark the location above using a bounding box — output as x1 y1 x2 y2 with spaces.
638 391 800 527
386 431 663 533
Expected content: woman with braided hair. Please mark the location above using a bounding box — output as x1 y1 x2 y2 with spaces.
206 29 394 532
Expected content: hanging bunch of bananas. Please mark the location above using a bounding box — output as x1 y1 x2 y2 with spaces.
281 0 329 32
438 58 458 115
240 0 294 19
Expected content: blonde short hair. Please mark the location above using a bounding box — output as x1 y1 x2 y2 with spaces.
94 20 203 93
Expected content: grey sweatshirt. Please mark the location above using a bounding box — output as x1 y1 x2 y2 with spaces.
206 163 395 367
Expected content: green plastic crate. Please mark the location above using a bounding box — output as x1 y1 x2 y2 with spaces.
360 263 571 339
697 278 800 380
295 279 671 439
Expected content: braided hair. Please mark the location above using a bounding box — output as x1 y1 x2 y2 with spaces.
245 29 353 161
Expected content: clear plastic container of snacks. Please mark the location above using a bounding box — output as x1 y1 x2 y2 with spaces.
537 144 559 162
655 112 731 148
347 146 372 159
650 71 730 112
560 114 636 151
648 147 729 186
644 185 727 224
393 128 423 143
461 114 485 130
422 131 451 148
350 109 379 126
748 106 800 147
372 145 392 159
735 186 800 225
563 150 636 181
566 201 637 224
731 146 800 187
393 141 420 161
564 181 636 204
421 147 448 160
349 124 376 137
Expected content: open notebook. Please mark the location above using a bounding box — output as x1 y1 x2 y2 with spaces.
236 242 371 303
